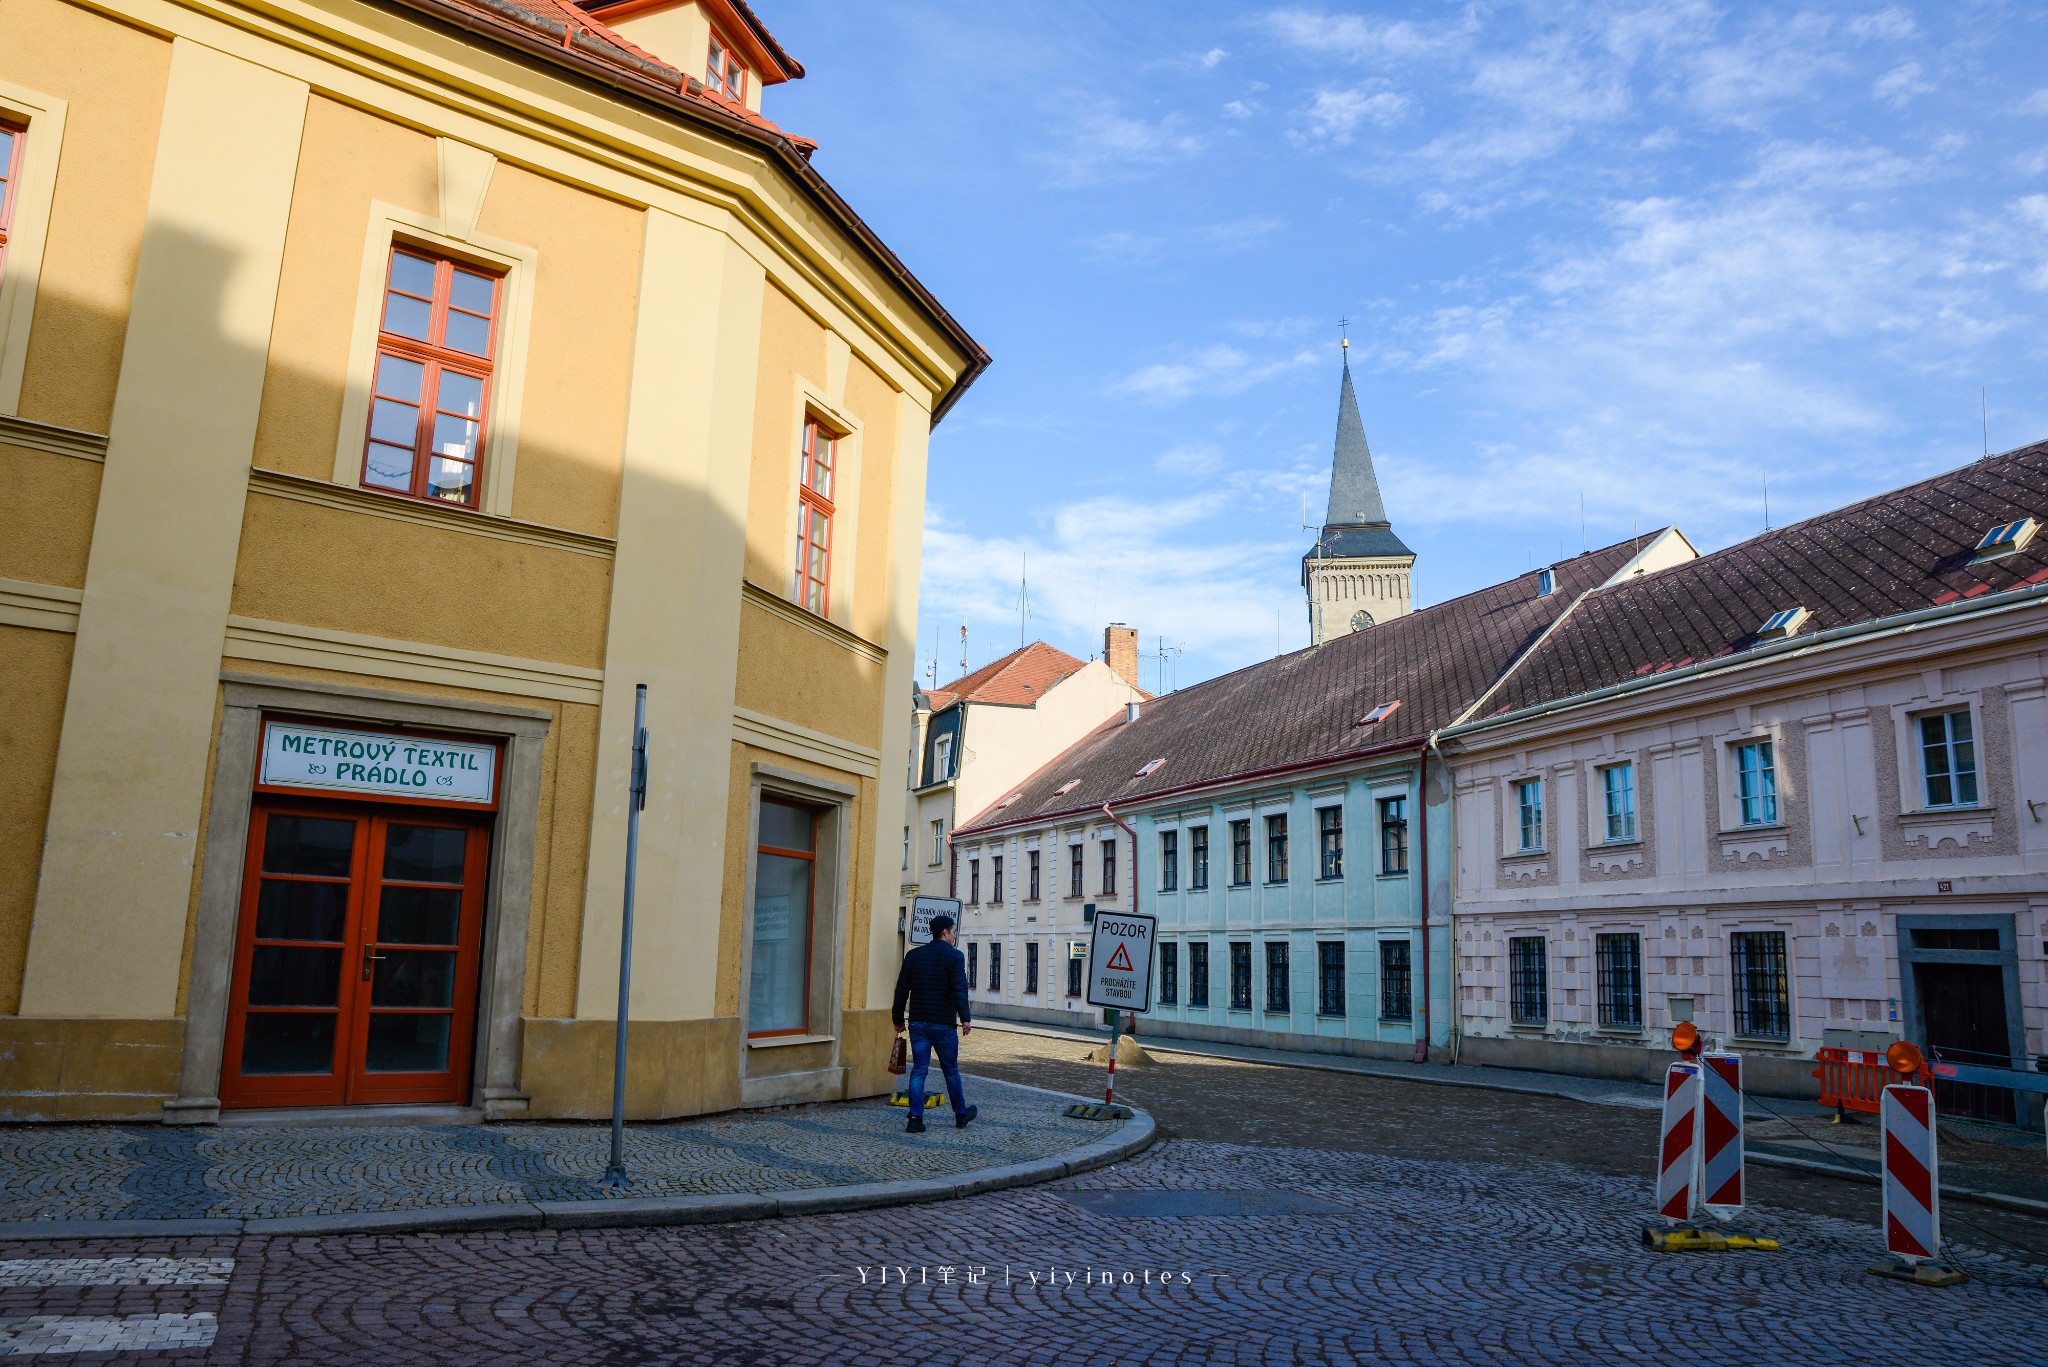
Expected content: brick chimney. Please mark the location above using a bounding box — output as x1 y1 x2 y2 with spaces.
1104 623 1139 691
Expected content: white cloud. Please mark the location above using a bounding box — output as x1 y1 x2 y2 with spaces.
1745 140 1922 192
1872 61 1933 109
1106 343 1320 403
1199 47 1229 69
1845 7 1916 42
1199 216 1287 250
1152 443 1225 477
2018 88 2048 116
1292 85 1412 145
1222 98 1258 119
1082 230 1163 263
1260 8 1461 64
1037 105 1205 187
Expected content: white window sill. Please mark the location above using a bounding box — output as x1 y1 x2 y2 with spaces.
1719 822 1787 837
746 1033 835 1050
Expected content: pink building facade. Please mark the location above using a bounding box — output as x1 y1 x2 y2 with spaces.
1440 447 2048 1111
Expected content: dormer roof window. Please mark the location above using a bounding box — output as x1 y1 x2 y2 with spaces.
1536 567 1555 596
706 32 748 101
1974 516 2037 560
1053 779 1080 796
1757 606 1809 641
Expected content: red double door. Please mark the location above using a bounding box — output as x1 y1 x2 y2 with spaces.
221 801 489 1109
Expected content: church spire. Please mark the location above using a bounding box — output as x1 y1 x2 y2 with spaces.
1323 341 1390 530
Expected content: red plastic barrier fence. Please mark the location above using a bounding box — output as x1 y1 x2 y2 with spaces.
1813 1047 1889 1116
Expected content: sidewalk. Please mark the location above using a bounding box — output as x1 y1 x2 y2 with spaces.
978 1019 2048 1217
0 1077 1151 1240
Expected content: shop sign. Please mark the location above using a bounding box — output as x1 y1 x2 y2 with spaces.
261 722 495 804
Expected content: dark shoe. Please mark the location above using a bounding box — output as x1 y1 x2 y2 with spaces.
954 1105 978 1130
905 1115 926 1134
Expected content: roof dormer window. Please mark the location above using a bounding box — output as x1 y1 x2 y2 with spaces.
1757 606 1808 641
1054 779 1080 796
707 33 748 101
1135 758 1165 777
1974 516 2037 561
1536 567 1555 596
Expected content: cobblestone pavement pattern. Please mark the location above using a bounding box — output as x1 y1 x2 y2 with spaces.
0 1030 2040 1364
0 1078 1103 1221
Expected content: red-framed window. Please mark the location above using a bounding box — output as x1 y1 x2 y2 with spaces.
0 121 24 284
363 246 501 507
795 416 837 615
706 33 748 101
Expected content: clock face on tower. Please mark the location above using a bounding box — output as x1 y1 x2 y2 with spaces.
1350 609 1373 631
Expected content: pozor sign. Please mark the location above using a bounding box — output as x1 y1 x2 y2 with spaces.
260 721 497 804
1085 910 1157 1012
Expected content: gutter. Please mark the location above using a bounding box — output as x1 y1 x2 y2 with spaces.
374 0 990 421
1441 577 2048 745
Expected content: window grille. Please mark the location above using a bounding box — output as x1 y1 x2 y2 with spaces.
1730 931 1790 1040
1025 942 1040 994
1595 933 1643 1029
1158 943 1179 1005
1264 942 1290 1012
1229 942 1252 1010
1508 936 1547 1025
1317 942 1345 1016
1188 942 1210 1007
1378 940 1412 1021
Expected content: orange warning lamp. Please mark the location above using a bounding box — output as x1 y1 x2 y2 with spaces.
1670 1021 1701 1057
1885 1040 1924 1078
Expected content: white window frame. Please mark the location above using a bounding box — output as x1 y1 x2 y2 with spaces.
1732 739 1779 827
0 78 68 416
1914 707 1979 810
928 817 945 867
1514 778 1545 853
931 732 954 782
1600 761 1637 843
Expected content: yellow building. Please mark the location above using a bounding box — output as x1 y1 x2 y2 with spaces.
0 0 984 1122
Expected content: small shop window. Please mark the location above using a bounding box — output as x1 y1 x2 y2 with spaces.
748 799 818 1036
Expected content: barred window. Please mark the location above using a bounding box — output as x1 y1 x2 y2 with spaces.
988 942 1001 993
1508 936 1547 1025
1159 829 1179 891
1190 826 1210 890
1264 941 1290 1012
1025 941 1040 994
1595 933 1643 1029
1066 952 1082 998
1379 795 1408 875
1317 806 1343 879
1317 942 1345 1016
1730 931 1790 1040
1229 941 1252 1010
1159 943 1179 1005
967 941 979 989
1188 942 1210 1007
1378 940 1412 1022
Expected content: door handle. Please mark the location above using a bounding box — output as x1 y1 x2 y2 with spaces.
362 947 386 981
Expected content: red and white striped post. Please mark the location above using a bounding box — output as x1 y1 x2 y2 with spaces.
1869 1041 1964 1285
1654 1062 1703 1224
1700 1052 1745 1220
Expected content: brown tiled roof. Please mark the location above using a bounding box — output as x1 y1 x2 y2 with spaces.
370 0 987 415
930 642 1089 711
1482 443 2048 718
955 537 1654 834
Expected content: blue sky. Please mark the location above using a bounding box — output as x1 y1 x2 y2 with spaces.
764 2 2048 694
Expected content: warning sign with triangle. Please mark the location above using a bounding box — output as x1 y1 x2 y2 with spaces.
1105 942 1135 972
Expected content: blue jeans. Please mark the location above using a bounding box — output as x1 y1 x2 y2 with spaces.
906 1021 966 1118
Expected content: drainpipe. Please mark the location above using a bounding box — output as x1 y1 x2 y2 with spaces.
1101 800 1139 1038
1413 747 1431 1065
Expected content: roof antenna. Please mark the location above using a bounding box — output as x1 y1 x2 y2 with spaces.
1763 468 1771 532
928 624 938 687
959 623 968 673
1018 552 1031 649
1982 387 1989 458
1580 492 1587 554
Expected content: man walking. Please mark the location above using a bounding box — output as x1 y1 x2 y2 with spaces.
890 915 977 1134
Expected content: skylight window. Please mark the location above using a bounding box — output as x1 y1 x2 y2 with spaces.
997 792 1022 809
1536 568 1556 596
1355 700 1402 727
1135 758 1165 777
1053 779 1080 796
1975 517 2038 560
1757 606 1809 640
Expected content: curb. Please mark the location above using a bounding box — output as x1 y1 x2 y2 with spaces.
0 1101 1157 1243
1747 1149 2048 1219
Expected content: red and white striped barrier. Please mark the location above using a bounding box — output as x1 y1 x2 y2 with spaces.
1880 1083 1941 1262
1700 1052 1745 1219
1655 1063 1702 1222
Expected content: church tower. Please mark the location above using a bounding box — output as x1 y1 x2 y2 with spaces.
1303 342 1414 644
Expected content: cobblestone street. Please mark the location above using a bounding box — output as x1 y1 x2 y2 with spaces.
0 1032 2041 1364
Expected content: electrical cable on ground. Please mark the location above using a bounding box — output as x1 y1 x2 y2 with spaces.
1743 1092 2046 1289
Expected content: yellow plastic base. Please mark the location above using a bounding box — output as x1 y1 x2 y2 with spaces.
1867 1256 1966 1287
887 1093 945 1109
1644 1225 1727 1253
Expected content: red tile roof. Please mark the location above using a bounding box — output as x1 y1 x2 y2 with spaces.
1481 442 2048 718
955 537 1653 835
373 0 986 414
929 641 1089 710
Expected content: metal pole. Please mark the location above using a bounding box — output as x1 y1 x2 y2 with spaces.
1104 1008 1119 1107
603 684 649 1189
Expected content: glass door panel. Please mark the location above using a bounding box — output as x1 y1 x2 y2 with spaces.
222 809 365 1107
348 817 485 1102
